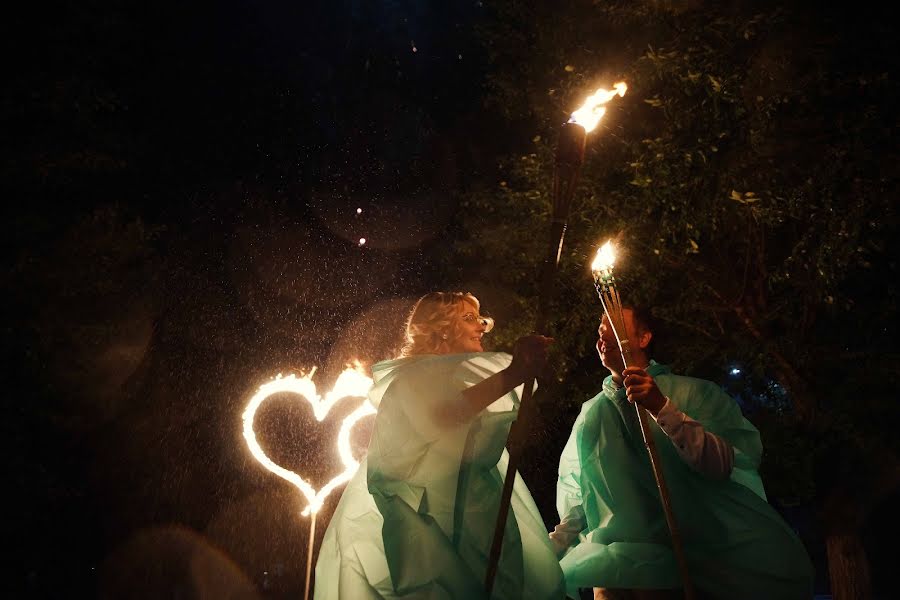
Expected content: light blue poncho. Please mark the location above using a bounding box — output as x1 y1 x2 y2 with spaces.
557 362 814 599
315 352 565 599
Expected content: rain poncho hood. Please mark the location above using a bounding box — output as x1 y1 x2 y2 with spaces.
315 352 565 599
557 361 814 599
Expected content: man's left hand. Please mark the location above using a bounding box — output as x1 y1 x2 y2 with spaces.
622 367 667 416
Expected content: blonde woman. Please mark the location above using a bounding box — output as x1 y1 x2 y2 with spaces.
315 292 565 599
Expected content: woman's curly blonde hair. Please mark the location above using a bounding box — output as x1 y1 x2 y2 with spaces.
399 291 495 357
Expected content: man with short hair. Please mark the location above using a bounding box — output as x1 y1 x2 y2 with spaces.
551 307 814 599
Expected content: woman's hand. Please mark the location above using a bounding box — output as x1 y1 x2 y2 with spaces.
507 334 554 385
451 335 553 424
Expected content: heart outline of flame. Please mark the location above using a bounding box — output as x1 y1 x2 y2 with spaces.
242 366 376 515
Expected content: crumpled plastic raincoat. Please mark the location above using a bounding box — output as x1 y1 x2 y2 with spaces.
557 361 814 599
315 352 565 599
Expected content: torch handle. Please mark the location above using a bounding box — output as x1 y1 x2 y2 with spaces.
534 219 570 334
634 403 697 600
484 377 537 595
486 121 586 595
485 214 567 596
620 336 694 597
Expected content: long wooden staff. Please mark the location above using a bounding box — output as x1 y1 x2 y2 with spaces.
484 122 587 594
594 249 695 599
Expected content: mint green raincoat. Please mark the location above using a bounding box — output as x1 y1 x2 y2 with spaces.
557 362 814 599
315 352 566 600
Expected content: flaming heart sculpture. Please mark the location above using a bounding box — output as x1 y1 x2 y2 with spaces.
242 361 375 600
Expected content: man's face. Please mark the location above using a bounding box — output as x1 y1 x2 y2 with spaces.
596 308 638 373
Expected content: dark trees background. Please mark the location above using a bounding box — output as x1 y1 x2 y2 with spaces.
4 1 898 598
452 2 899 598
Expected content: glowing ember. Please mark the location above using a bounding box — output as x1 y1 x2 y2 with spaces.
242 362 376 515
568 82 627 133
591 240 617 273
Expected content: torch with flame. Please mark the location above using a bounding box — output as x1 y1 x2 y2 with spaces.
486 82 627 594
242 362 375 600
591 240 632 364
553 82 628 254
589 240 696 599
569 81 628 132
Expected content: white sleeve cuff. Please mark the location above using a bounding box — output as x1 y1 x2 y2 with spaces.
652 397 734 479
549 505 586 557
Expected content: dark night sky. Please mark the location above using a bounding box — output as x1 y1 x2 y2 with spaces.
5 1 522 597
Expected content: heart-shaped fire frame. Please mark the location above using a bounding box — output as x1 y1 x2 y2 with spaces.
242 364 376 516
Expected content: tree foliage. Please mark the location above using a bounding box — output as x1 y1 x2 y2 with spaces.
454 1 899 593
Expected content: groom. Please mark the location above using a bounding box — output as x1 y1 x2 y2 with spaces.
551 306 813 599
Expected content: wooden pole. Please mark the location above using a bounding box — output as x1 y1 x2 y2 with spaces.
304 511 318 600
484 123 586 595
599 281 695 599
620 342 696 600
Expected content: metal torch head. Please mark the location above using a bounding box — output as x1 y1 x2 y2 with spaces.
592 269 615 294
556 122 587 169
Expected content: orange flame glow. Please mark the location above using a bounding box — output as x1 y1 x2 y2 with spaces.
569 82 627 133
242 362 375 515
591 240 617 273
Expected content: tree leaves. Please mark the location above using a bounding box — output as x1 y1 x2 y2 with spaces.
459 0 900 515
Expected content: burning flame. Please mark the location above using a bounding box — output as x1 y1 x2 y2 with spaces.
242 362 376 515
591 240 617 273
569 82 627 133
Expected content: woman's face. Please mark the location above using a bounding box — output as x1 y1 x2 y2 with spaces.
445 301 488 353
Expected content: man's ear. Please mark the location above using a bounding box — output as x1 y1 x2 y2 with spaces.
638 329 653 351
